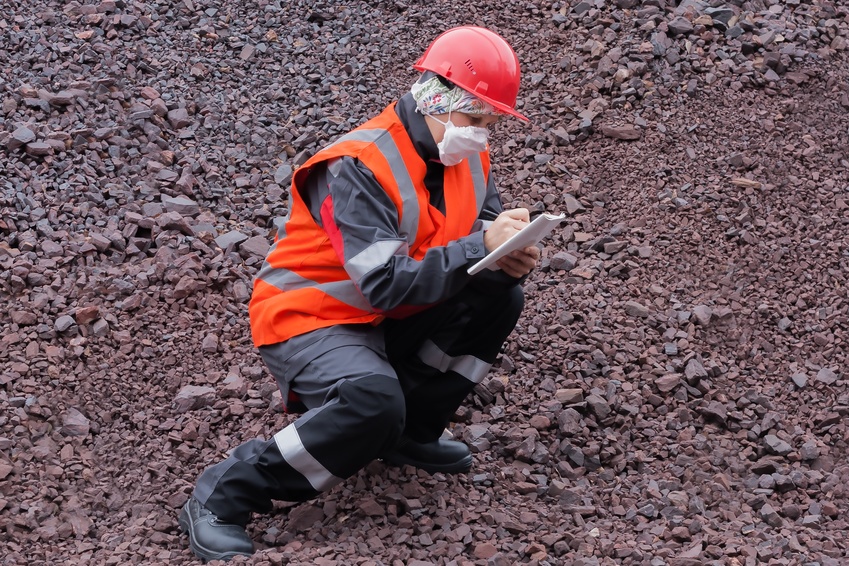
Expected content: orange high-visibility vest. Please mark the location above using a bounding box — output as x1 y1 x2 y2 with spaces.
249 102 491 347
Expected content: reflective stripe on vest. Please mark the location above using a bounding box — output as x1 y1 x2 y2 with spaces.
328 129 420 243
255 251 375 313
466 152 488 215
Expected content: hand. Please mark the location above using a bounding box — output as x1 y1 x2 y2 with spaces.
495 245 540 278
484 208 529 251
484 209 540 278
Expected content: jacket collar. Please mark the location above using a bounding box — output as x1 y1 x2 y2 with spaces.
395 93 440 163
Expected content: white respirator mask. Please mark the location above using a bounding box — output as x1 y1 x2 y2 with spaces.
429 113 489 166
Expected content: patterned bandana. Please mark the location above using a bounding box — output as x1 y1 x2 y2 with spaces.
410 75 497 116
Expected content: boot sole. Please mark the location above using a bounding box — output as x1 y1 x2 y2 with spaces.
383 452 473 474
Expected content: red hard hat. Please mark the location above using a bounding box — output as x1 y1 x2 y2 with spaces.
413 26 528 121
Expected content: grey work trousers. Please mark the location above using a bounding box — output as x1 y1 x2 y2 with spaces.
193 284 524 526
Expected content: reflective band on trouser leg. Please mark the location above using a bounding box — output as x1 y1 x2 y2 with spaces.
194 373 406 523
285 373 406 479
385 285 525 442
193 437 322 526
417 339 491 384
274 423 342 492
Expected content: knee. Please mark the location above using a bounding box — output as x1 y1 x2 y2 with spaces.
487 285 524 331
339 374 405 437
503 285 525 322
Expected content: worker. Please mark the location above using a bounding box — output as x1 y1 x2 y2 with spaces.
179 25 540 561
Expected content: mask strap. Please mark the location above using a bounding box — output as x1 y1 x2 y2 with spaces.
427 97 456 128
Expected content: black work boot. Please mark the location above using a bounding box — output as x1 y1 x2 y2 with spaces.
383 437 472 473
179 496 254 562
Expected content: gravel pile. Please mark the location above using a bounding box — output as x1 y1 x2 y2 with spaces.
2 0 848 564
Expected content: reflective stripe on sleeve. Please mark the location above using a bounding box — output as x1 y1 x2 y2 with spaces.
273 424 343 492
417 339 492 384
345 239 409 282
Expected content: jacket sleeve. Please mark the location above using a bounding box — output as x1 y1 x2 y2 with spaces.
302 157 499 314
466 171 529 291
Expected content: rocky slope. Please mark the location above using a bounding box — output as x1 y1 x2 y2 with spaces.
1 0 848 564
